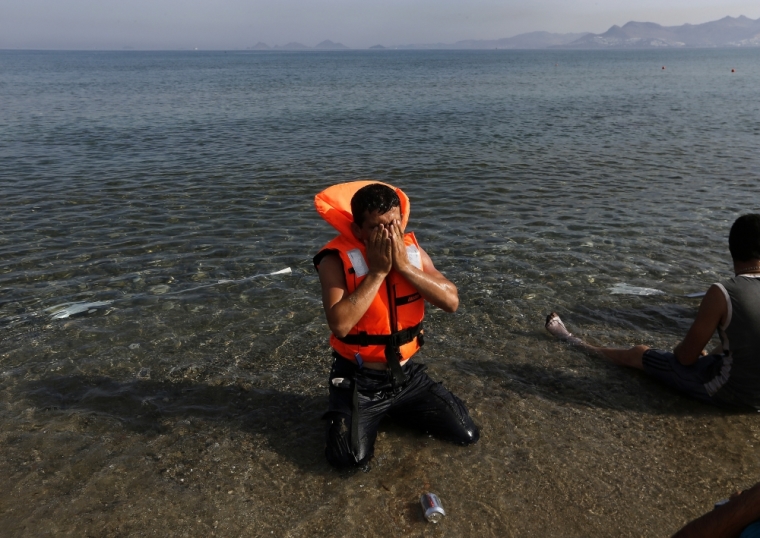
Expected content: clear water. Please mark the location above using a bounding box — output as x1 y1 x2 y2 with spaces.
1 49 760 536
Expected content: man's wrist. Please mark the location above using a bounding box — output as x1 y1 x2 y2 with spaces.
366 269 389 280
394 261 417 278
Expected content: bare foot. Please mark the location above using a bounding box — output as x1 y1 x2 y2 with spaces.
545 312 583 346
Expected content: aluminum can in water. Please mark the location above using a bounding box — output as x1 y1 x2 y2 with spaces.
420 492 445 523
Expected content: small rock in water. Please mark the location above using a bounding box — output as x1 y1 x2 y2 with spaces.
129 343 140 350
136 367 151 379
150 284 170 295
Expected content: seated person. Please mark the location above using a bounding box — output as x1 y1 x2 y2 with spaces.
314 181 479 469
545 214 760 410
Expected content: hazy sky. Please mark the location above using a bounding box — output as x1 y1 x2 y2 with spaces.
2 0 759 50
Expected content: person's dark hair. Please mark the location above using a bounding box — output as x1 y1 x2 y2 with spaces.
351 183 401 227
729 214 760 262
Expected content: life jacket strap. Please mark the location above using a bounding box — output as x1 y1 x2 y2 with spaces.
336 322 424 348
337 323 423 386
384 344 407 386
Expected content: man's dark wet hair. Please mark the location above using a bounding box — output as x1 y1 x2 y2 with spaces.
729 214 760 262
351 183 401 227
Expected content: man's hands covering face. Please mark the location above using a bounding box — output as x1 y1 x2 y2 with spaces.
365 220 411 277
388 220 411 274
365 224 392 275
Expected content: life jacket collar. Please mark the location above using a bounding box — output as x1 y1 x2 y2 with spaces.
314 180 410 239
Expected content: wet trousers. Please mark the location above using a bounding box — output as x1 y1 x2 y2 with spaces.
323 355 479 469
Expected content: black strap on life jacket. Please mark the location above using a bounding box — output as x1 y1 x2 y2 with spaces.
336 322 424 386
384 345 406 388
336 322 423 348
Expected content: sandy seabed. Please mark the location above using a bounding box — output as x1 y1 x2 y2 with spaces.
2 311 759 538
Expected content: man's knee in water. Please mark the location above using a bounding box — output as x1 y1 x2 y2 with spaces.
444 412 479 446
324 413 373 469
434 386 481 446
460 423 480 445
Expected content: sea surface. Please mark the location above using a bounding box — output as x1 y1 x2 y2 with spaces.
1 48 760 536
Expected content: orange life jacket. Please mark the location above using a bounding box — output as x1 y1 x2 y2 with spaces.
313 181 425 369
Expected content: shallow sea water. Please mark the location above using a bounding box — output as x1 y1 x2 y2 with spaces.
1 49 760 536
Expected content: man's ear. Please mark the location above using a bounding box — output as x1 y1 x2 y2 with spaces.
351 221 363 241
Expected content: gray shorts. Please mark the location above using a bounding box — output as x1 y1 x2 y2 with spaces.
641 349 725 404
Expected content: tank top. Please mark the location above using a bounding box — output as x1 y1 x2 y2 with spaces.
711 274 760 408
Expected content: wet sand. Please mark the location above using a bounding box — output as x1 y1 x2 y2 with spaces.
3 311 759 537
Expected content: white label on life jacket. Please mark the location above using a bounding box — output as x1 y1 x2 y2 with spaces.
347 249 369 277
406 244 422 270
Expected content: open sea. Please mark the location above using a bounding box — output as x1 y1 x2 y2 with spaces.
1 48 760 536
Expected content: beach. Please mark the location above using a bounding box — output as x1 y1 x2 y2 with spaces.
2 48 760 536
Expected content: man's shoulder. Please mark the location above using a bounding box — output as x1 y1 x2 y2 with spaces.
315 250 344 277
718 276 760 297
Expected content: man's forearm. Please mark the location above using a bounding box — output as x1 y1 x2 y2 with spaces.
397 266 459 312
326 272 386 338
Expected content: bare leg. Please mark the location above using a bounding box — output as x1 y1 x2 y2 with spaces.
545 312 649 370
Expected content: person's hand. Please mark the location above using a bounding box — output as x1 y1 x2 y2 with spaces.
365 225 392 276
389 220 412 274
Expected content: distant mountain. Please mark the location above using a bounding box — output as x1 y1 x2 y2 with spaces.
368 44 386 50
454 32 589 49
397 31 586 50
562 15 760 48
276 42 310 50
315 40 349 50
248 16 760 52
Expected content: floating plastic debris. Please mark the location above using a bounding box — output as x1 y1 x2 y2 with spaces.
46 301 114 319
45 267 292 320
164 267 293 296
683 291 706 298
609 283 665 296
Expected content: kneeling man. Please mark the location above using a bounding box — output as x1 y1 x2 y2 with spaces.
314 181 479 469
546 214 760 410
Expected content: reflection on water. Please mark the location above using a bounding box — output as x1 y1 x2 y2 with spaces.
2 48 760 536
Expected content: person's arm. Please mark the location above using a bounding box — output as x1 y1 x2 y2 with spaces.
318 226 392 338
673 284 727 365
388 220 459 313
673 483 760 538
